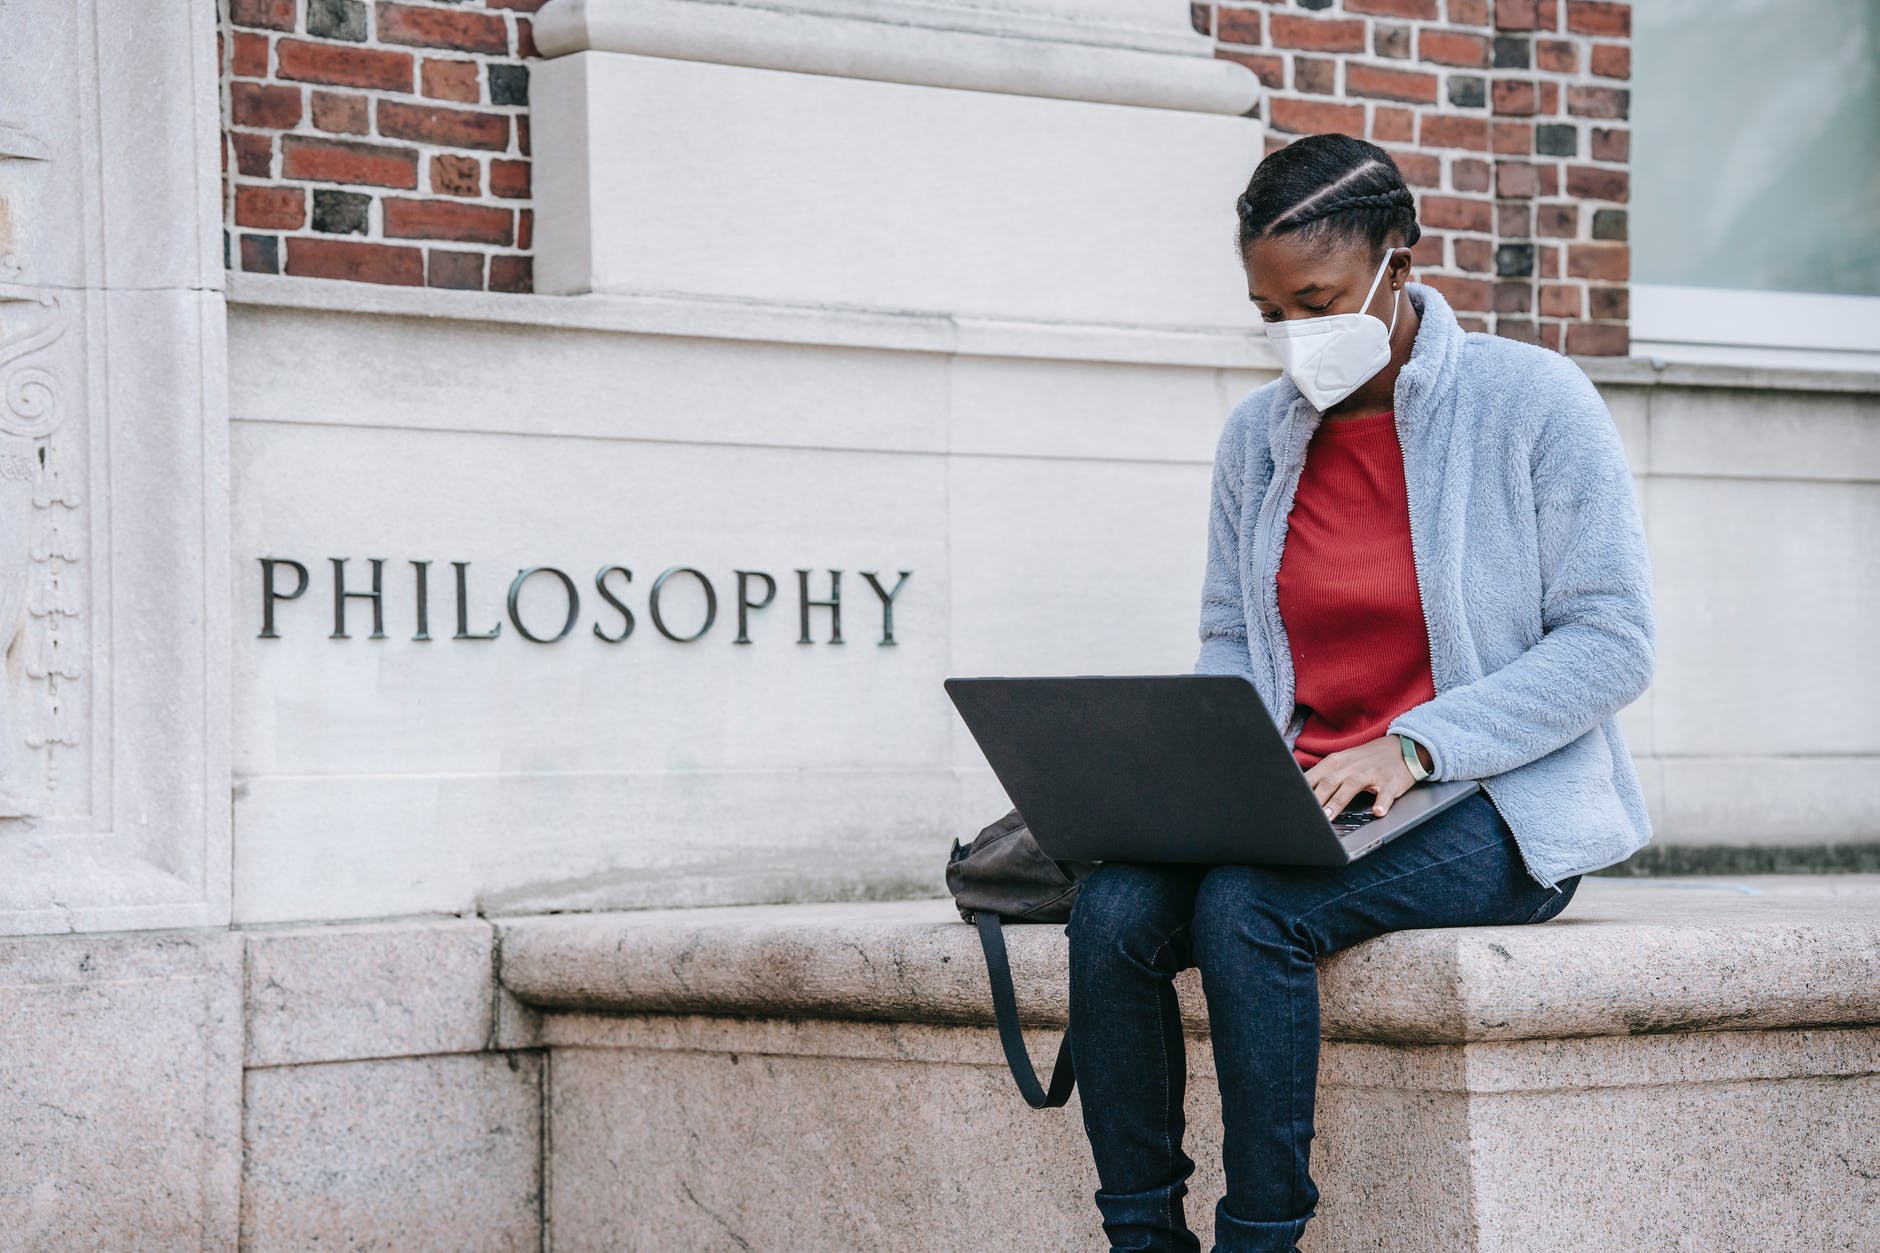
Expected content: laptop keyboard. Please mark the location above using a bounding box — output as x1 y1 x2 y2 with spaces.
1330 807 1382 836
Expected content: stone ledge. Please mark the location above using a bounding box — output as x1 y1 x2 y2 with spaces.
495 875 1880 1043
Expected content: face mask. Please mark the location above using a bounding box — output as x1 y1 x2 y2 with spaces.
1262 249 1400 412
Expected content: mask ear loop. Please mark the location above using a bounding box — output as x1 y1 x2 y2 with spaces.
1361 248 1396 332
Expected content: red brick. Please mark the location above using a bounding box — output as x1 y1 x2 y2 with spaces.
1565 322 1628 356
489 254 532 293
1448 0 1490 23
231 82 302 130
515 17 538 58
230 0 295 31
1539 0 1563 31
234 184 306 230
1565 242 1627 281
376 2 510 54
1495 280 1533 313
1456 313 1491 334
422 58 482 102
1425 274 1493 311
1453 237 1494 272
1492 120 1533 154
1409 232 1445 268
1539 81 1558 113
1535 39 1578 72
1268 14 1367 54
1388 148 1442 187
1587 284 1628 320
1419 114 1490 151
431 154 481 197
1347 63 1438 103
1590 42 1630 79
239 234 279 274
516 114 531 156
1417 30 1489 66
1536 164 1559 197
1536 242 1560 278
1496 0 1539 30
1373 105 1416 143
1567 84 1629 119
230 32 271 78
1491 79 1537 116
489 159 530 199
1498 317 1540 344
287 238 426 286
516 208 533 250
1496 160 1540 198
1535 203 1578 236
1539 283 1582 318
281 136 420 189
1218 50 1285 91
1348 0 1438 16
1565 0 1629 37
277 40 414 92
382 197 514 245
377 100 509 151
427 250 485 290
1268 96 1366 136
1590 127 1629 162
1452 157 1492 192
231 131 274 177
1295 57 1336 94
1263 134 1290 160
1497 201 1532 236
1217 7 1261 45
311 91 370 135
1421 194 1494 232
1192 3 1210 37
1565 164 1627 202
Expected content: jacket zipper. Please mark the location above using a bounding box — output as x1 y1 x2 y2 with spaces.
1394 406 1556 891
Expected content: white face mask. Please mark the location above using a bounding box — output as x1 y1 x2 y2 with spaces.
1261 249 1401 412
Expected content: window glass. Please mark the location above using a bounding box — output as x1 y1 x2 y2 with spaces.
1633 0 1880 297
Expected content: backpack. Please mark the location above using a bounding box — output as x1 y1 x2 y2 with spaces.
944 807 1098 1109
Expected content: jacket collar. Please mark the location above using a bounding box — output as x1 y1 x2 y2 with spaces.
1266 280 1465 462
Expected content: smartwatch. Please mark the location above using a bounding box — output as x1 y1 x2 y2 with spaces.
1398 733 1431 782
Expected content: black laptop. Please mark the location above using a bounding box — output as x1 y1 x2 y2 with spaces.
944 674 1480 866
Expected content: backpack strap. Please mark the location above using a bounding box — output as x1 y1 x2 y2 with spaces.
973 910 1075 1109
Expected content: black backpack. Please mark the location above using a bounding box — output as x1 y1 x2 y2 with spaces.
944 807 1098 1109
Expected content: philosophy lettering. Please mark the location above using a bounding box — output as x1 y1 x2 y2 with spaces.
255 558 913 645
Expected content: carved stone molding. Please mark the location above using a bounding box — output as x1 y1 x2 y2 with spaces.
0 0 229 934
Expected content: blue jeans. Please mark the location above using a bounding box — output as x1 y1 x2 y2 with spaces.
1063 792 1581 1253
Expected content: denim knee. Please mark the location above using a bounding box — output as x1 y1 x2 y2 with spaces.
1188 864 1300 971
1067 863 1195 979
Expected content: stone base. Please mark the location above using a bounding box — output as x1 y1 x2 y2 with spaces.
2 877 1876 1249
534 1010 1878 1251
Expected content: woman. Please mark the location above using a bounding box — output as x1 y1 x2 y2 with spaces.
1064 133 1656 1253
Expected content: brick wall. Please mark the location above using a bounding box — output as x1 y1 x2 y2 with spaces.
1193 0 1631 354
220 0 542 292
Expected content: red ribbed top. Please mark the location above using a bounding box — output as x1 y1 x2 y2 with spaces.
1276 410 1436 770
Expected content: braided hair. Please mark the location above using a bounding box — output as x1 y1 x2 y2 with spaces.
1234 133 1422 262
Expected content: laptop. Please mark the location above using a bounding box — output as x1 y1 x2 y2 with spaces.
944 673 1480 866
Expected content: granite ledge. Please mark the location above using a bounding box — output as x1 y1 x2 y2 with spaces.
494 875 1880 1044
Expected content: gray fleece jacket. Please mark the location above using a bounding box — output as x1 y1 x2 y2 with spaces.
1194 279 1655 889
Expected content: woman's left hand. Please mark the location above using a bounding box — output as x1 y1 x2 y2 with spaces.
1303 735 1420 818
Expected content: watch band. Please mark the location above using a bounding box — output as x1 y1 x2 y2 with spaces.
1399 733 1431 782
